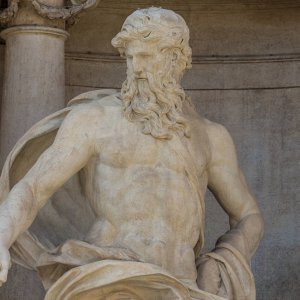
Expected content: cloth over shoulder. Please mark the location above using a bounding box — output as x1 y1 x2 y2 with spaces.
0 89 118 270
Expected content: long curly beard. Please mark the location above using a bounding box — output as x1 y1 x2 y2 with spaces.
121 69 190 140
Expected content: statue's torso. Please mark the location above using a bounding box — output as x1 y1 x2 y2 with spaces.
78 101 210 281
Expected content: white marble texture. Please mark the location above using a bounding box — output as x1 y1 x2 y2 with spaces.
0 8 263 300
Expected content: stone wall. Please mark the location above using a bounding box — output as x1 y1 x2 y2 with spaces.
0 44 4 113
0 1 299 299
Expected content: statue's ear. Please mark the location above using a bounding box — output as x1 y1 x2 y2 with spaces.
168 48 186 81
171 48 181 63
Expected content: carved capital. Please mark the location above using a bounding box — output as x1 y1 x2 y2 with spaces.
0 0 100 27
0 0 20 25
32 0 100 24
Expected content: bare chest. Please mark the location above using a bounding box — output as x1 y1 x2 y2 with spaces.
95 128 207 177
83 123 209 251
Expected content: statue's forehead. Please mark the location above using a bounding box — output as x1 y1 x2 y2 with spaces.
125 39 158 55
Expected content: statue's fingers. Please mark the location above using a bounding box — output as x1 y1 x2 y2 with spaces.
0 269 8 285
197 259 221 294
0 261 9 284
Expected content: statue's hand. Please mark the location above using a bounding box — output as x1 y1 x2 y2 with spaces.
196 256 221 295
0 245 11 286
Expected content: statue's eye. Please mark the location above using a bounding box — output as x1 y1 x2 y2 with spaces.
141 54 152 59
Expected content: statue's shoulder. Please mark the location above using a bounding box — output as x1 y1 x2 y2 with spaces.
202 118 236 160
63 89 123 125
59 90 123 134
203 118 232 140
183 102 232 144
67 89 122 109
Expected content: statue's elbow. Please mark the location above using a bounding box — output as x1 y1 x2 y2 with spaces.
249 211 264 241
257 212 264 240
242 209 264 243
245 202 264 241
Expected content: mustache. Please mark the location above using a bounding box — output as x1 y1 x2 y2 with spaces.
128 73 185 112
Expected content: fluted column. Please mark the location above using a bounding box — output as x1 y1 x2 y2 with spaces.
0 25 68 165
0 0 100 166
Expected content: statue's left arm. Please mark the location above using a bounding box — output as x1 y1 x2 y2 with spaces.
197 121 264 297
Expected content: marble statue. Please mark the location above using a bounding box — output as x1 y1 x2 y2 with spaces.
0 7 263 300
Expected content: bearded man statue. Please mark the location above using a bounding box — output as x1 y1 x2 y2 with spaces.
112 9 192 140
0 7 263 300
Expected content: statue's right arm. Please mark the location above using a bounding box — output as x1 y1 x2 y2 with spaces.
0 106 98 285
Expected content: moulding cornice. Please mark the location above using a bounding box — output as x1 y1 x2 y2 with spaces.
95 1 300 13
65 52 300 64
0 25 69 39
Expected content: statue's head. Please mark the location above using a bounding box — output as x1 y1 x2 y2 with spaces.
112 7 192 82
112 7 192 139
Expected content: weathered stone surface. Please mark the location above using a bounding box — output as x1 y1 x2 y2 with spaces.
0 7 264 300
0 44 4 106
66 0 300 57
192 89 300 300
0 1 299 300
65 55 300 91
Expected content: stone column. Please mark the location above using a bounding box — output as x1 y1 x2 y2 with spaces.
0 0 99 298
0 26 68 165
0 0 68 166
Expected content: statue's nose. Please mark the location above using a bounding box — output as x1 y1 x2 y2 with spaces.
133 64 142 74
133 67 141 74
132 57 145 76
133 65 146 79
